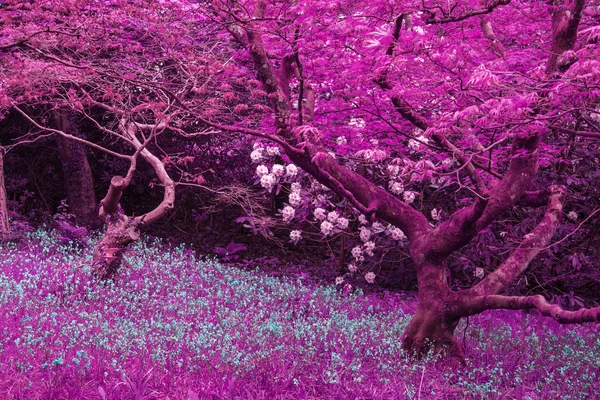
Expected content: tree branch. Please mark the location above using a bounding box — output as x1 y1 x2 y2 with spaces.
457 294 600 324
464 185 566 296
423 0 511 25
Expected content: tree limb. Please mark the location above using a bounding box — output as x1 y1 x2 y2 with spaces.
456 294 600 323
464 185 566 296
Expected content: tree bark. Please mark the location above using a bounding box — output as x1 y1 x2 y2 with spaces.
0 150 10 237
51 110 98 226
401 264 464 363
91 121 175 281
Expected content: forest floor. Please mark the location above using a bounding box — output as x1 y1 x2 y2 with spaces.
0 230 599 399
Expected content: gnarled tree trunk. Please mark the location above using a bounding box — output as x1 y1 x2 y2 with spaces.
51 110 98 226
91 121 175 281
0 150 10 238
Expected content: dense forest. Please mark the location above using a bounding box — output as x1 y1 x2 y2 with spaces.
1 0 599 398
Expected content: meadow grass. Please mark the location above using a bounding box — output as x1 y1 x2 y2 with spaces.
0 230 598 399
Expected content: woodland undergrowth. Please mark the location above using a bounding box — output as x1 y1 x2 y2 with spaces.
0 230 598 399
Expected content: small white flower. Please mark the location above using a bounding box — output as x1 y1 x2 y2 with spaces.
336 136 347 146
272 164 285 177
320 220 334 236
282 206 296 223
336 217 349 230
314 208 327 221
441 157 453 167
327 211 339 222
363 241 375 256
290 182 302 193
351 246 362 260
358 214 368 225
416 135 429 144
371 149 387 161
408 139 421 151
389 181 404 195
403 191 416 204
349 117 365 128
567 211 578 222
370 139 379 146
431 208 441 221
359 227 371 242
474 267 484 279
286 164 298 177
250 148 263 163
260 174 276 191
371 222 384 233
391 227 406 241
289 192 302 207
253 142 263 149
256 165 269 177
266 146 280 156
290 230 302 243
364 272 376 284
335 276 344 285
348 263 358 273
387 165 400 176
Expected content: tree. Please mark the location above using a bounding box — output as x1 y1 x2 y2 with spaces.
206 0 600 362
0 0 226 279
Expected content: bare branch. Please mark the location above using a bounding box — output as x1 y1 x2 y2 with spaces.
424 0 511 25
465 185 566 296
457 294 600 324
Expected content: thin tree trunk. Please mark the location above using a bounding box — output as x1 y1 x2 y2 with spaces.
0 150 10 237
52 110 98 226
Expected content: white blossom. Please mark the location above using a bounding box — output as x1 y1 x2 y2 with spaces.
314 208 327 221
474 267 485 279
286 164 298 177
371 222 384 233
370 139 379 146
403 191 416 204
291 182 302 193
349 117 366 128
358 214 368 225
387 164 400 176
363 241 375 256
364 271 376 284
336 136 347 146
320 220 334 236
282 206 295 223
336 217 349 230
290 229 302 243
335 276 344 285
260 174 276 191
327 211 339 222
272 164 285 177
371 149 387 161
348 263 358 273
288 192 301 207
250 148 264 163
266 146 280 156
568 211 578 222
431 208 441 221
408 139 421 151
351 246 362 260
256 165 269 177
359 227 371 242
391 227 406 241
389 181 404 195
